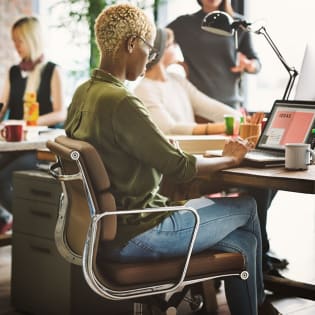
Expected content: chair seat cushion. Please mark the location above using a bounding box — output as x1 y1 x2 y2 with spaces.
97 250 245 287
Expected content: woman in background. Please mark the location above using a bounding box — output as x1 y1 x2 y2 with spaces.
0 16 65 125
0 16 66 234
134 27 240 135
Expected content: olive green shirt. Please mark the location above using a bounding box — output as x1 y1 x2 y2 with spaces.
65 69 197 242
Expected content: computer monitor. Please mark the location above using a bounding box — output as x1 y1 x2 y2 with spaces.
294 43 315 100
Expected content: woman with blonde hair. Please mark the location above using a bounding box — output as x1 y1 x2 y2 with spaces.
0 16 66 234
65 4 279 314
0 16 65 126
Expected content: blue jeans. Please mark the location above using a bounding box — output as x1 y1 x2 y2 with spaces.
105 195 265 315
0 151 37 211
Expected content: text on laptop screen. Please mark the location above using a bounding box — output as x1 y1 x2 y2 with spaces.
258 101 315 150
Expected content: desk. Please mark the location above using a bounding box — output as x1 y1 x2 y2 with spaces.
0 129 64 247
217 165 315 194
0 129 65 152
167 135 228 154
216 165 315 300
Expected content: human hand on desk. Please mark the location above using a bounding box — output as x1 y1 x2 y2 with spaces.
222 138 251 166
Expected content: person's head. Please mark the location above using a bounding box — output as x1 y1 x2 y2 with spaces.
197 0 234 16
147 28 176 70
94 3 156 81
12 16 43 61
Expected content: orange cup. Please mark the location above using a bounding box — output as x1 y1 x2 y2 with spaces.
239 123 262 147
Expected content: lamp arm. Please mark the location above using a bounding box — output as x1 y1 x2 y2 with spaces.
256 26 298 100
282 68 299 100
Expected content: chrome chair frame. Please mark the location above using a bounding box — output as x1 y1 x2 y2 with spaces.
47 136 248 308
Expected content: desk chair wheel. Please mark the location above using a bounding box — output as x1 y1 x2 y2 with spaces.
187 294 204 312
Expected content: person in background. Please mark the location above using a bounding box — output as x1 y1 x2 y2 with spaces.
168 0 260 109
0 16 66 234
0 16 65 125
134 28 240 135
168 0 287 273
64 4 280 314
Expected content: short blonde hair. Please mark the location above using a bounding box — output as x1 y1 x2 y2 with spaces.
12 16 43 61
95 3 155 58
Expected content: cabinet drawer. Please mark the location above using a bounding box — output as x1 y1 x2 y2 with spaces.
13 170 62 204
13 198 58 239
11 233 71 315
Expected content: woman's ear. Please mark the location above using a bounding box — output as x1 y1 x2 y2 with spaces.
126 36 137 54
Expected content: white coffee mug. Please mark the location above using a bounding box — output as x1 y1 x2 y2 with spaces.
285 143 315 170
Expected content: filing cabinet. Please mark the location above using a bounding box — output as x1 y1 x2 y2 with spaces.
11 170 132 315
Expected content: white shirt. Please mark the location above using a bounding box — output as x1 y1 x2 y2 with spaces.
134 72 239 135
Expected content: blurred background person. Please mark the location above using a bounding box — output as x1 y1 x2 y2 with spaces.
134 27 240 135
0 16 65 125
0 16 66 234
168 0 261 109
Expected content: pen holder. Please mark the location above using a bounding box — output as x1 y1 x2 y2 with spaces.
239 123 262 147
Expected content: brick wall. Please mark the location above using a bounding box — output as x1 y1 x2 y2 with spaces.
0 0 33 93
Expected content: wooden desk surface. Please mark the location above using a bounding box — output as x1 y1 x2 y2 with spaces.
217 165 315 194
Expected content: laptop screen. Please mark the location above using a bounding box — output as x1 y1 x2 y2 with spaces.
256 100 315 151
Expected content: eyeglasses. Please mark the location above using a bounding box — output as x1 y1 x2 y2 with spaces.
136 36 158 62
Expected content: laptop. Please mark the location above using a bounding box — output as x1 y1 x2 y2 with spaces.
206 100 315 167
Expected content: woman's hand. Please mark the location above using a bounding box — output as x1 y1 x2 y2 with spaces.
230 52 257 73
222 137 251 165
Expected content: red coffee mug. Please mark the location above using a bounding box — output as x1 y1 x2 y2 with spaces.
1 124 24 142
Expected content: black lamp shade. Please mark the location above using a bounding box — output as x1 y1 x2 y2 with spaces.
201 11 234 36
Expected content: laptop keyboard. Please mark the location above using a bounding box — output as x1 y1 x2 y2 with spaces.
247 149 284 159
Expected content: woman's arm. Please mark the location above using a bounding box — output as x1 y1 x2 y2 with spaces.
176 74 240 122
37 66 66 126
235 30 261 74
195 138 249 176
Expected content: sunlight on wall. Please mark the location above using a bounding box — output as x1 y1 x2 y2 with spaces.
39 0 90 105
246 0 315 111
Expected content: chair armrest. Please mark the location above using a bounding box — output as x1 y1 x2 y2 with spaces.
83 206 200 299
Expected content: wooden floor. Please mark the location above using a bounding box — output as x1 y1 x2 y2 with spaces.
0 191 314 314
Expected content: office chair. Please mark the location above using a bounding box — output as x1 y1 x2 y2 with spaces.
46 135 249 315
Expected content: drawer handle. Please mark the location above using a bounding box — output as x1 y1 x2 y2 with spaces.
30 188 52 198
30 209 52 219
30 245 51 254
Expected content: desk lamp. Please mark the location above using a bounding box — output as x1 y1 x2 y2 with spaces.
201 11 298 100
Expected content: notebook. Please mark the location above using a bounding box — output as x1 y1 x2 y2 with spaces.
206 100 315 167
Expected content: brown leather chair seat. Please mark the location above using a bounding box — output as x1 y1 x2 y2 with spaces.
98 250 244 287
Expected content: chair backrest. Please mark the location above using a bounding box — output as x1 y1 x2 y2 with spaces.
46 135 117 264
